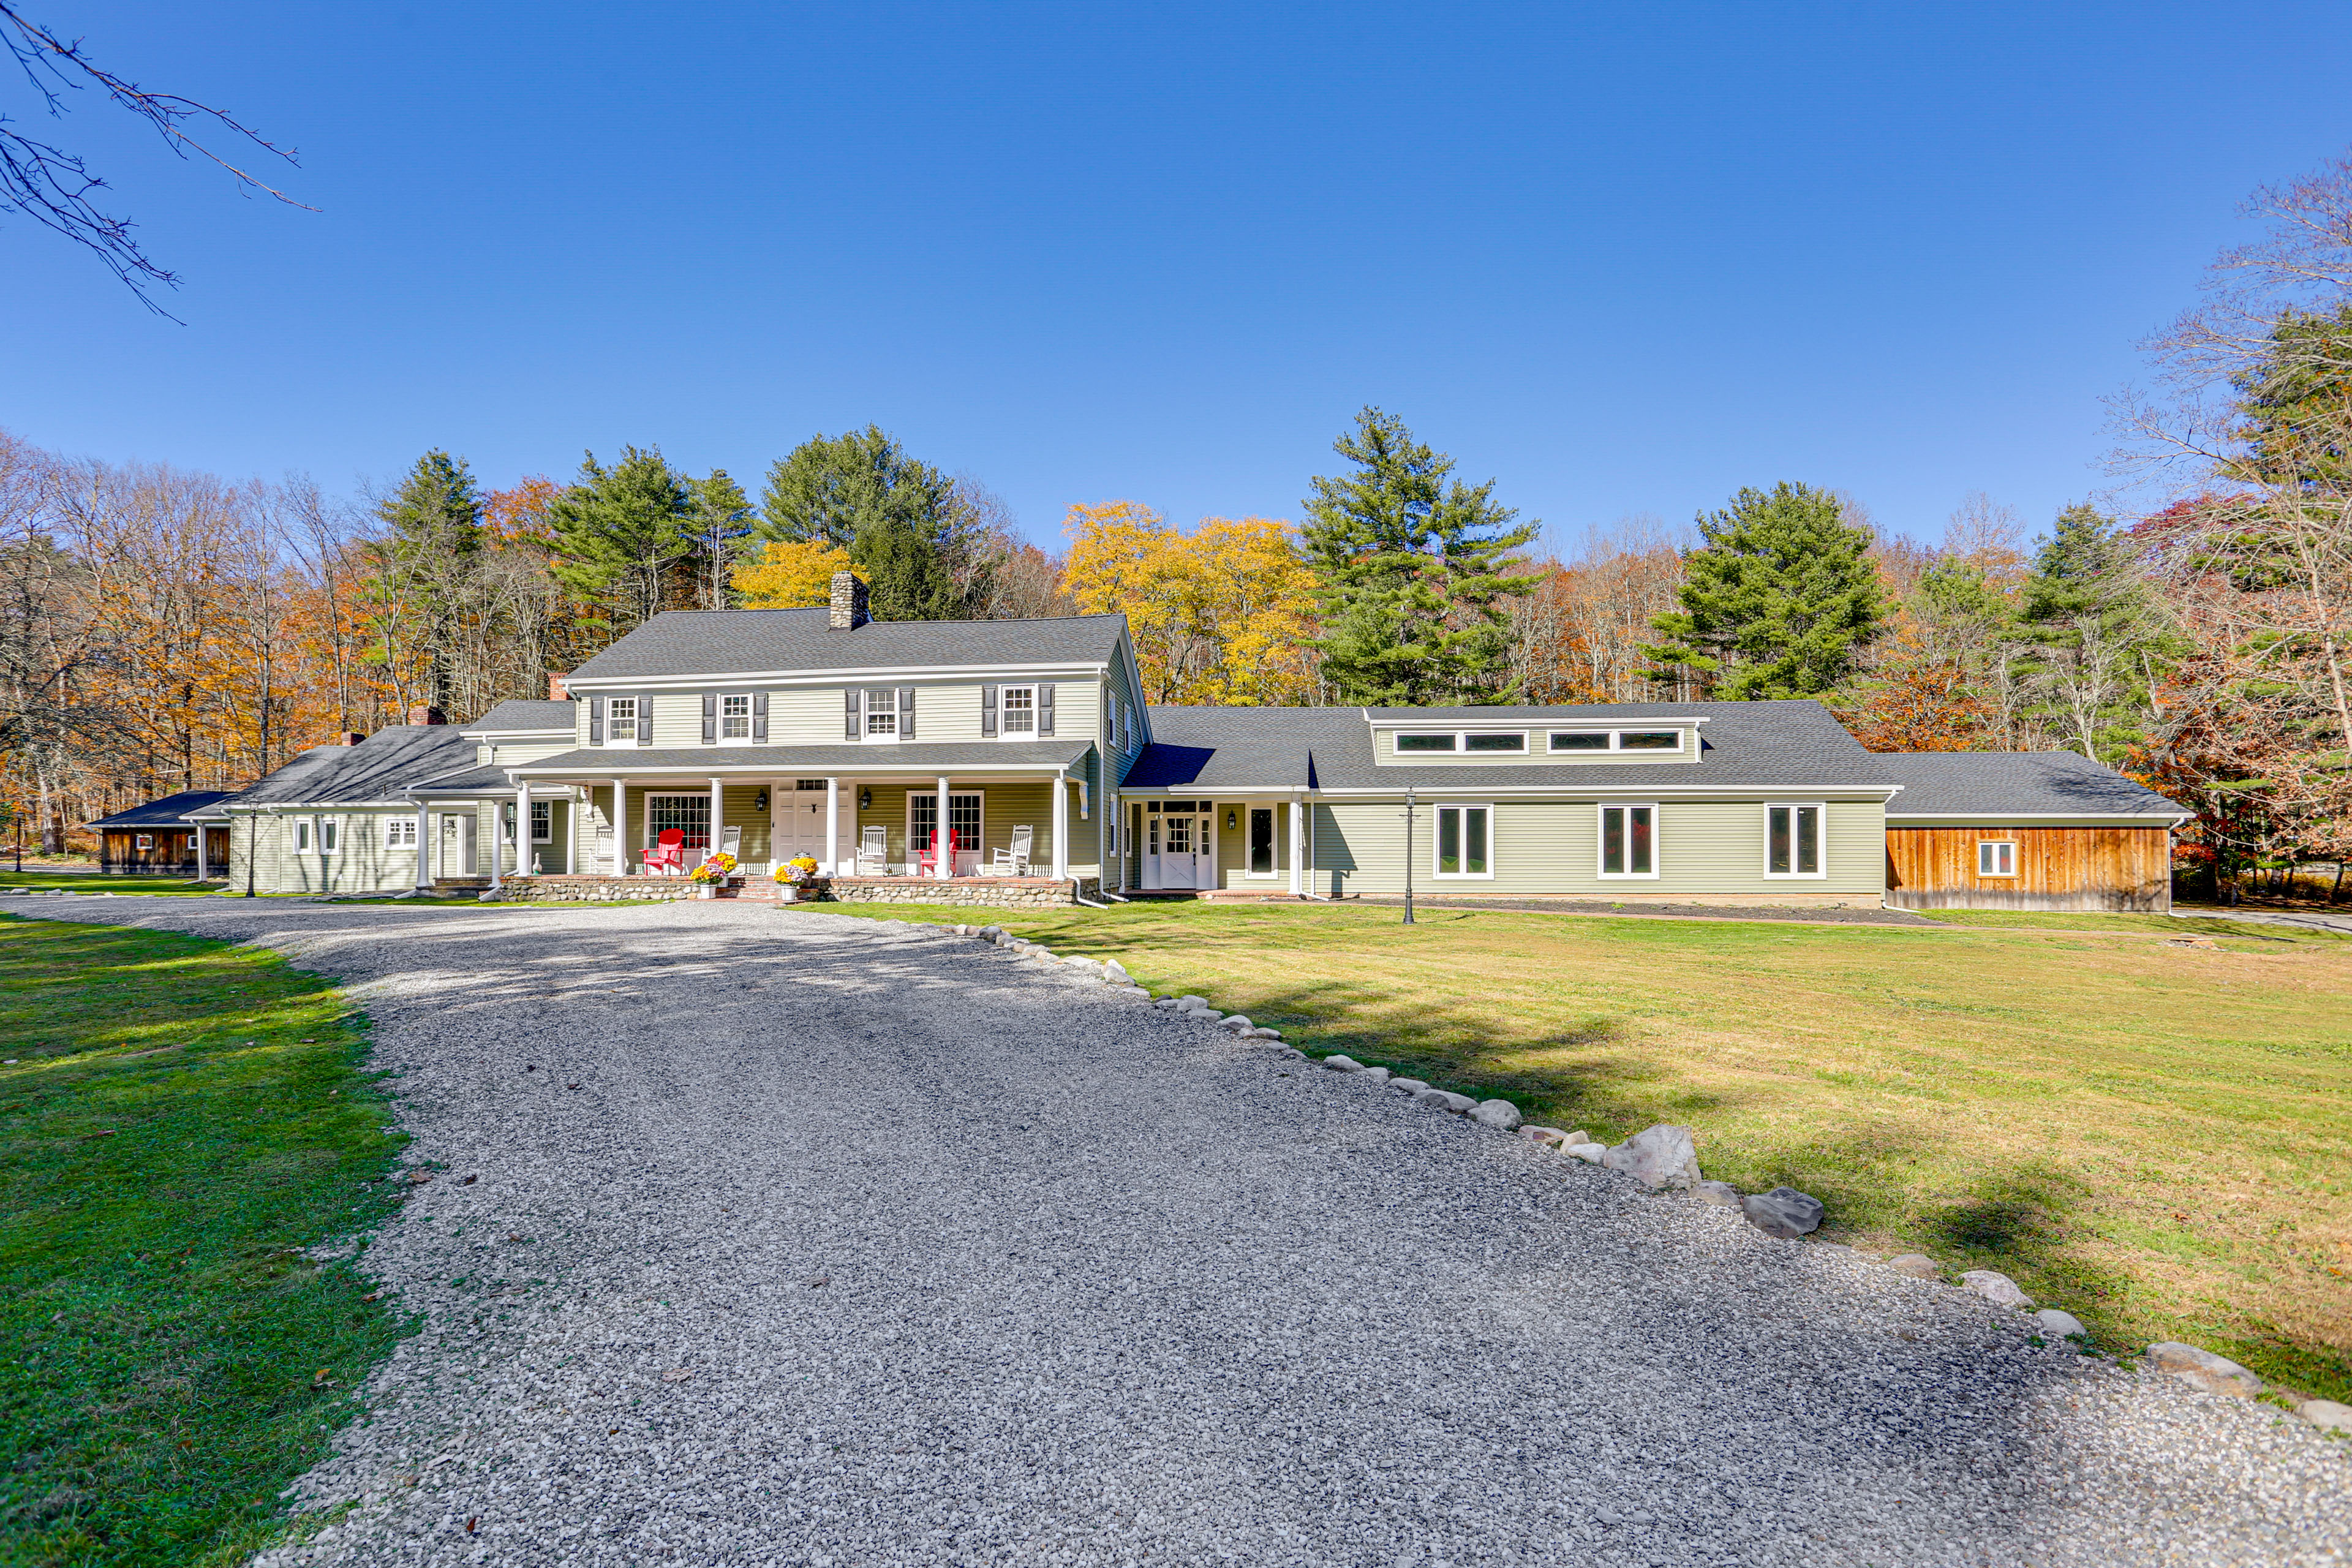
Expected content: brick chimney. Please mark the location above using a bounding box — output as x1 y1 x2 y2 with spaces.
337 731 366 747
407 704 447 726
548 673 570 701
828 570 869 631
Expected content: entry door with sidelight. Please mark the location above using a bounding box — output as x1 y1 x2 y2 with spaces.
1143 799 1213 889
773 779 834 870
437 811 475 878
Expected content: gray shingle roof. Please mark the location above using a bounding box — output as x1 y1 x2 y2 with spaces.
1879 752 2186 817
566 609 1129 681
85 790 236 829
1126 699 1892 793
465 700 577 733
221 727 478 807
405 764 514 795
505 741 1096 775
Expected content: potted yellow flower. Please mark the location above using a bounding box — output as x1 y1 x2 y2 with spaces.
687 850 738 897
777 854 820 903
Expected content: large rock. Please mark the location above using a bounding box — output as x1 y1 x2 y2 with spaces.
1741 1187 1825 1238
1389 1078 1430 1096
1600 1125 1702 1190
1415 1089 1477 1114
1359 1066 1392 1085
1175 995 1207 1011
1886 1254 1940 1280
1960 1270 2032 1310
1566 1144 1606 1164
1101 959 1129 983
1520 1126 1567 1147
1472 1099 1523 1131
1320 1054 1362 1072
2035 1308 2087 1340
1694 1180 1743 1210
2299 1399 2352 1433
2145 1342 2263 1398
1218 1015 1255 1031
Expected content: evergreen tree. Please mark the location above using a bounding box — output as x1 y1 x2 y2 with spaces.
688 469 754 609
1643 482 1882 699
1298 407 1538 705
546 446 696 635
376 450 484 710
756 426 987 618
2012 504 2177 764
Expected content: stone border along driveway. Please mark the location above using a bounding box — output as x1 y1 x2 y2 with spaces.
10 895 2347 1567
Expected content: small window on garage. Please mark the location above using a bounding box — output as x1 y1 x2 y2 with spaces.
1978 840 2016 877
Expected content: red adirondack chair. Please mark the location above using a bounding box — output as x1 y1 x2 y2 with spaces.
644 828 686 876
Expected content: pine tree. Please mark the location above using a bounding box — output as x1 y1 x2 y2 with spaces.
756 427 989 618
1299 407 1538 705
2012 504 2177 764
375 450 484 711
688 469 753 609
546 447 696 635
1643 482 1882 699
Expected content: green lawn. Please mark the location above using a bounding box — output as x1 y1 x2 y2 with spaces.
0 876 225 897
817 899 2352 1401
0 916 407 1567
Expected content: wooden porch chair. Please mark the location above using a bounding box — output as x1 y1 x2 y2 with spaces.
856 824 888 875
992 824 1033 876
644 829 685 876
719 826 742 858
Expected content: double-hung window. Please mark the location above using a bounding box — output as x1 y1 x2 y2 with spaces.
386 818 417 849
608 698 639 743
504 801 554 844
1434 805 1491 877
1978 840 2017 877
864 688 898 737
1000 684 1038 736
1598 803 1656 878
1765 804 1823 877
720 694 751 739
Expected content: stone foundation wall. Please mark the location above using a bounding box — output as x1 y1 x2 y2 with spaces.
486 876 702 903
824 876 1101 909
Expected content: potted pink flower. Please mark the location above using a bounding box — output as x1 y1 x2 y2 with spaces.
687 850 737 897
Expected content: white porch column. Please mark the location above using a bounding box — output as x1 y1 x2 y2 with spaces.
611 778 628 875
516 780 532 878
1289 797 1304 895
709 776 725 864
412 802 429 888
1051 769 1069 881
194 820 209 881
936 775 952 878
825 777 839 875
564 792 577 875
488 798 503 891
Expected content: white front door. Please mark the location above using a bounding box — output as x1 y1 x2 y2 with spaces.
774 783 831 871
1144 804 1212 889
438 811 475 877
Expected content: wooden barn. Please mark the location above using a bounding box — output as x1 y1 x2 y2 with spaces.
1879 753 2188 911
85 791 236 877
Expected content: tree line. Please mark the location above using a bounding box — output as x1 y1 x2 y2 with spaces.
7 153 2347 897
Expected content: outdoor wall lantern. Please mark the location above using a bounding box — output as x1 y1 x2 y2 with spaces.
752 788 769 812
1226 808 1237 829
859 787 873 810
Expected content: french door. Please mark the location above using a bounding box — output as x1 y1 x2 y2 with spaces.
1143 801 1212 889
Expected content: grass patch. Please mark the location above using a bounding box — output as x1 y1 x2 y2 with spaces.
1911 908 2343 942
0 915 409 1566
0 876 224 897
826 900 2352 1400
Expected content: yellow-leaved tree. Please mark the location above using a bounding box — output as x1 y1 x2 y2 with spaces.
1061 502 1319 704
738 540 856 608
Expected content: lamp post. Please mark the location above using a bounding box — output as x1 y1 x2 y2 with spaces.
1401 786 1415 925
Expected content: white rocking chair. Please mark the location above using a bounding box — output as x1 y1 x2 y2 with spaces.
856 824 889 875
992 824 1033 876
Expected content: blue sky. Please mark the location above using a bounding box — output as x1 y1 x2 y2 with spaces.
4 2 2349 555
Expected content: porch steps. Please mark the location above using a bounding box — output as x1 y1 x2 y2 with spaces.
718 876 782 902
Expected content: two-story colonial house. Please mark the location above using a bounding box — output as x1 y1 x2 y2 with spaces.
204 573 2186 911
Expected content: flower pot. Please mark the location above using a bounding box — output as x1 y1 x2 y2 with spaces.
693 885 715 899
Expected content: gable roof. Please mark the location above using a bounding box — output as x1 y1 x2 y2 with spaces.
85 790 237 829
1877 751 2186 818
566 609 1130 682
1127 699 1892 793
465 699 576 733
216 726 479 809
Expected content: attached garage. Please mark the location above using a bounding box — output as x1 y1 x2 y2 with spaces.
1877 752 2188 911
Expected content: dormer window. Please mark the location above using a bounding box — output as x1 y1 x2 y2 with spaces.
1547 729 1684 753
1396 731 1526 754
1620 731 1680 750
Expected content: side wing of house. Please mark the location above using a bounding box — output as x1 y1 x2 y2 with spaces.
1879 752 2189 911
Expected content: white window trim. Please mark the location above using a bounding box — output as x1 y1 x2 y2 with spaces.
134 833 154 851
1548 729 1685 754
719 692 752 741
293 816 314 853
641 791 715 851
1431 802 1496 880
385 817 418 850
1596 801 1659 880
606 696 639 745
1243 802 1282 878
904 789 987 870
997 682 1040 739
862 687 900 743
1978 839 2018 878
1393 730 1529 756
1762 801 1827 880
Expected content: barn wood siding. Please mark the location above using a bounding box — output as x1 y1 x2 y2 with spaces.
1884 825 2171 911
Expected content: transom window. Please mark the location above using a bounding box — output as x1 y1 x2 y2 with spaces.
1978 840 2017 877
721 693 751 739
1599 803 1656 877
1396 731 1526 753
1001 684 1038 734
864 688 898 736
1550 729 1684 753
1434 805 1491 877
1766 803 1822 876
608 697 638 742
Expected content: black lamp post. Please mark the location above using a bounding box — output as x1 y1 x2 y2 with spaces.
1401 786 1415 925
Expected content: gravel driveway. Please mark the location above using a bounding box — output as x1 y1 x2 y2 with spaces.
20 898 2347 1567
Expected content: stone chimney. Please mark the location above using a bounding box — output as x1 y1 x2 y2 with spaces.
828 570 869 631
407 704 447 726
547 673 570 701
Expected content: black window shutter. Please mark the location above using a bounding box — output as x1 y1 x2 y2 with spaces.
899 686 916 739
845 688 861 740
590 695 606 745
753 692 769 742
981 684 998 737
702 692 717 745
636 694 654 746
1038 684 1055 736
